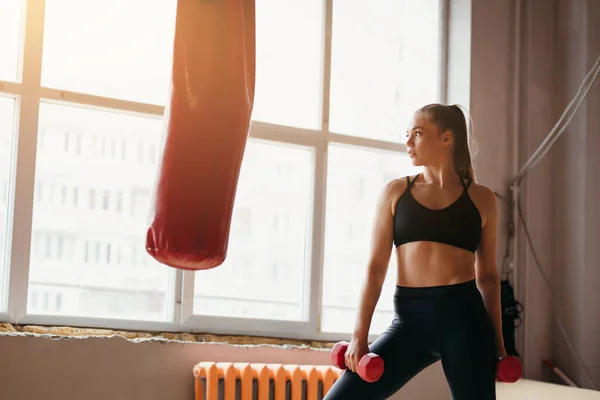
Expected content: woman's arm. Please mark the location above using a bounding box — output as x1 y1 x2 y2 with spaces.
474 186 507 357
345 180 399 372
352 181 398 342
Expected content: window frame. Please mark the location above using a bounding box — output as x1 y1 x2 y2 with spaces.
0 0 449 343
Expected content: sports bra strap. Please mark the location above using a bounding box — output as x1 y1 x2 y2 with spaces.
406 174 420 188
462 178 473 190
407 174 471 190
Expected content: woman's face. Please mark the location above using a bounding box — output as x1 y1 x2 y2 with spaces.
404 112 451 166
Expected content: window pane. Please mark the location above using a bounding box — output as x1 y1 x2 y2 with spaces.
28 102 174 322
329 0 442 141
41 0 177 105
0 97 16 311
0 0 23 82
321 144 422 334
251 0 324 130
194 139 314 321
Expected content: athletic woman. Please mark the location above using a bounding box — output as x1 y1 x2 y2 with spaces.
324 104 506 400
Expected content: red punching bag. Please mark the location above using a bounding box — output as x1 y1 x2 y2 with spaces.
146 0 256 271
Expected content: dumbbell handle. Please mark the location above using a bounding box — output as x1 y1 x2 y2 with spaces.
329 341 384 383
496 356 522 383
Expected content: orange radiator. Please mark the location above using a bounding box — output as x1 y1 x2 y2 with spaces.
193 362 343 400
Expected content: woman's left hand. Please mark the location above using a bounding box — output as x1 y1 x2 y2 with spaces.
498 348 509 359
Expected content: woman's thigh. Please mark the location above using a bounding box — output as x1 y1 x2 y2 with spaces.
323 327 439 400
440 295 498 399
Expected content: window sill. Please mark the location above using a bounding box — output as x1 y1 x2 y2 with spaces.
0 322 335 350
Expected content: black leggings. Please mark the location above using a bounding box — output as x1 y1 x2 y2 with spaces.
323 279 498 400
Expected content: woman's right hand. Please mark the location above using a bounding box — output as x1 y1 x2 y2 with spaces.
344 337 370 373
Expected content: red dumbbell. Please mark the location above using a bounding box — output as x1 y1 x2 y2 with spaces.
329 341 384 383
496 356 522 383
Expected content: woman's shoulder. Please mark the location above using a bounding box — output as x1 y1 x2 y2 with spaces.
467 181 496 201
380 177 410 215
382 176 409 196
466 181 498 219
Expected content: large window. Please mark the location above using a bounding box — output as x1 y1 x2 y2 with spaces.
193 140 314 322
41 0 176 105
251 0 325 130
321 145 421 334
0 0 23 83
29 103 174 321
1 0 445 341
329 0 442 142
0 98 16 311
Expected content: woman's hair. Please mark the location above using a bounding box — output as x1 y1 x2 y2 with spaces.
416 103 476 181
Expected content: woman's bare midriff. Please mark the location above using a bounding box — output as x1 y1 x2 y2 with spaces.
394 241 476 287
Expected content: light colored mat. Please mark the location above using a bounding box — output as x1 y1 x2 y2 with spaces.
498 379 600 399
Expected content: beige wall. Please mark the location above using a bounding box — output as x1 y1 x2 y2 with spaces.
1 0 599 398
551 0 600 389
471 0 600 388
0 334 449 400
517 0 561 383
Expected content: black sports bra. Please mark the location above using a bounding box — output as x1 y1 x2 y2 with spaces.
393 174 482 253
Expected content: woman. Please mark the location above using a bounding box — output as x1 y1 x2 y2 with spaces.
324 104 506 400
